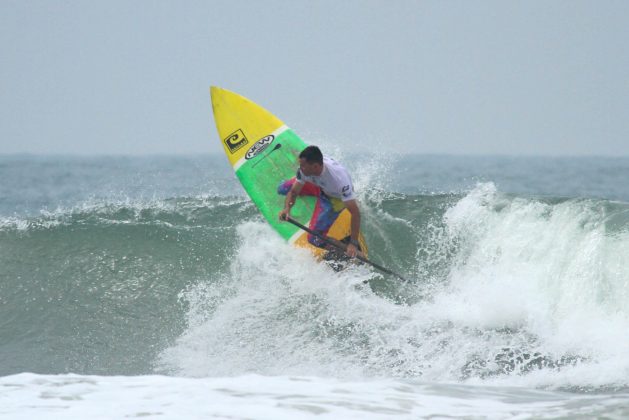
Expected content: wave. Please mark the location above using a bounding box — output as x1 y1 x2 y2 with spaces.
3 185 629 389
158 184 629 390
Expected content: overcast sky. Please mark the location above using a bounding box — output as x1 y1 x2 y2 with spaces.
1 0 628 156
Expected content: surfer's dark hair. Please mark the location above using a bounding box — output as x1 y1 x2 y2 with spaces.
299 146 323 165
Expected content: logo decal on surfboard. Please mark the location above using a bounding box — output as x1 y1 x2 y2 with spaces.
224 129 248 154
245 135 275 160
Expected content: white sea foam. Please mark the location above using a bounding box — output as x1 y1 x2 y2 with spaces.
429 183 629 387
159 183 629 391
2 373 628 419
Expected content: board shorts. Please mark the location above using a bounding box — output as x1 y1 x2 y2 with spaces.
277 178 345 248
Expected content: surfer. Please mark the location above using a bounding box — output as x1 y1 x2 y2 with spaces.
277 145 361 258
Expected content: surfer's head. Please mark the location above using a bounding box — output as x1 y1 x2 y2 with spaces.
299 146 324 176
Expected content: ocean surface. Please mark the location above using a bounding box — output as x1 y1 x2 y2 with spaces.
2 153 629 419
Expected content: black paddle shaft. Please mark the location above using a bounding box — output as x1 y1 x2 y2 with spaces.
285 217 408 282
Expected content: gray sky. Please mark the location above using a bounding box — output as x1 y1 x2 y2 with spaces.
1 0 628 156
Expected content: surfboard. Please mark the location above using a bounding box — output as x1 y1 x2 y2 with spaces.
210 86 367 257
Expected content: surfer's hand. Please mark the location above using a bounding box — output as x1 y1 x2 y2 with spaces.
279 208 290 221
346 243 358 258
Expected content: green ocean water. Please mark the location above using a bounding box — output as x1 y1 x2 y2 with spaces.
2 154 629 396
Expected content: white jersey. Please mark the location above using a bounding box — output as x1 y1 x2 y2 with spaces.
296 157 356 201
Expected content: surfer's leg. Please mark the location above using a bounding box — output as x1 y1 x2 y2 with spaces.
277 178 295 195
278 178 335 247
308 194 342 247
277 178 320 196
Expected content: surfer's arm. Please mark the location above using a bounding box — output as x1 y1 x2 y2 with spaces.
279 181 303 221
344 199 361 257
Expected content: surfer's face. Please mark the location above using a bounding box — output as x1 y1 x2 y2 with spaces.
299 158 323 176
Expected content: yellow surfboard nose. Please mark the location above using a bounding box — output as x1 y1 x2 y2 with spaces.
210 86 284 167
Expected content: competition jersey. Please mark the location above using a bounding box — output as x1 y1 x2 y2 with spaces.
296 157 356 201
